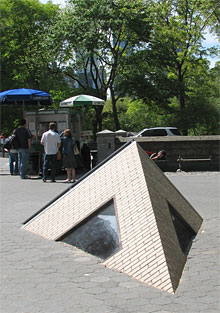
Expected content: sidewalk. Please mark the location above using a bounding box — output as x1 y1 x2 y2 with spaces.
0 157 219 313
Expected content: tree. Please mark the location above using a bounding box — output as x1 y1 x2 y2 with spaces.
0 0 70 135
184 62 220 135
119 0 220 134
102 97 174 133
47 0 151 133
0 0 61 92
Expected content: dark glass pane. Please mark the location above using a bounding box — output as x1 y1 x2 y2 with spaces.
142 130 154 136
142 129 167 136
168 203 196 254
170 129 181 135
153 129 167 136
61 200 120 260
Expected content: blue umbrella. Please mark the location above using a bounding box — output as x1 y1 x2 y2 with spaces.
0 88 53 106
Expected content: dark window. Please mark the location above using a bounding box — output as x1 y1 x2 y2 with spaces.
168 203 196 255
141 130 153 136
61 200 121 260
152 129 167 136
170 129 181 135
141 129 167 136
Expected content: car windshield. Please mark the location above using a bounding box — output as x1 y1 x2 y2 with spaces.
141 129 167 136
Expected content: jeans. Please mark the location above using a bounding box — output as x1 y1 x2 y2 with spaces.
18 149 29 178
42 154 57 180
9 152 19 175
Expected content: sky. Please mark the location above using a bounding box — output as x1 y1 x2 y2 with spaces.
40 0 65 6
202 30 219 68
40 0 219 67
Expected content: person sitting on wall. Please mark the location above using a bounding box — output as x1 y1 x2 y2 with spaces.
150 150 167 161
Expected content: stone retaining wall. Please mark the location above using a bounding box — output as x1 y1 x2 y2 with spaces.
97 130 220 171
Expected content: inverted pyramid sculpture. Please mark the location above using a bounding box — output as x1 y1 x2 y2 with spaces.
23 141 202 293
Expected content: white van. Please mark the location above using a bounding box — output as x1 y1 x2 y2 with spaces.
135 127 180 137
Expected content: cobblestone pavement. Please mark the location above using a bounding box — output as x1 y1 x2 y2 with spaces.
0 157 219 313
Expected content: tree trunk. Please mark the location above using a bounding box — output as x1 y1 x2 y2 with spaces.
110 87 120 130
92 105 103 141
178 66 188 135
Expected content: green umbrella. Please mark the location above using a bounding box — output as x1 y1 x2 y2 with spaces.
60 94 105 107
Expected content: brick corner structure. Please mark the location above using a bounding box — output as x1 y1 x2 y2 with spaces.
22 141 203 294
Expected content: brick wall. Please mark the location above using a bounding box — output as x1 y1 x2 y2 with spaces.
23 141 202 293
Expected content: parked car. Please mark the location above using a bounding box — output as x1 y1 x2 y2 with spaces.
135 127 180 137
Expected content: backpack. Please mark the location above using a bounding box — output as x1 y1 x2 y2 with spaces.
10 135 21 149
3 138 11 151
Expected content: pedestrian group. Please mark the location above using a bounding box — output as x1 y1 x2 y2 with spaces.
4 119 88 183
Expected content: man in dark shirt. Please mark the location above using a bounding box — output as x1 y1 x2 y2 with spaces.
15 119 32 179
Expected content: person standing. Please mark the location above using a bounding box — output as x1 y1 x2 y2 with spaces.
61 129 77 182
4 130 19 175
15 119 32 179
41 122 61 182
81 141 91 171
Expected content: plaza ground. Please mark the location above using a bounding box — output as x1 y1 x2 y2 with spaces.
0 157 219 313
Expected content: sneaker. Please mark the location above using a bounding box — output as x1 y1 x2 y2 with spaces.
64 179 71 183
50 179 56 183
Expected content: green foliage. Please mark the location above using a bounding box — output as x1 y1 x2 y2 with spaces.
0 0 69 135
47 0 151 129
1 0 219 136
102 75 220 135
0 0 61 91
0 106 23 137
118 0 220 134
102 97 173 132
119 99 158 132
184 63 220 135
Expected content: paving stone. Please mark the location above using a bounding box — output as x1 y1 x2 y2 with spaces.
95 280 119 288
90 276 110 282
105 298 127 307
85 287 107 295
113 291 140 300
118 281 140 288
78 296 103 306
153 311 173 313
150 296 173 305
88 305 112 313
